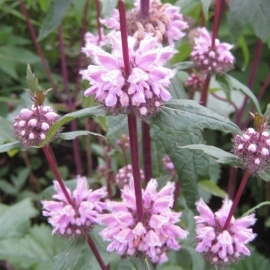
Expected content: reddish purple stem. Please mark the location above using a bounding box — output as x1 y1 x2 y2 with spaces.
140 0 149 19
87 235 108 270
223 169 250 231
211 0 224 46
142 121 152 184
42 145 73 205
95 0 102 43
200 75 211 107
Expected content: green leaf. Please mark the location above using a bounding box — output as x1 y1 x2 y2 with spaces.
0 117 16 144
198 180 228 198
242 201 270 217
228 0 270 42
38 0 74 40
58 131 104 141
39 106 105 147
180 144 240 166
258 170 270 182
0 198 38 239
0 141 21 153
224 74 262 114
54 240 86 270
168 71 188 99
154 99 241 135
173 61 194 70
200 0 212 20
0 224 68 269
106 114 128 144
238 36 250 71
100 0 117 18
130 257 154 270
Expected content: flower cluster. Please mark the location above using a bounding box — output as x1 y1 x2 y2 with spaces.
162 155 176 176
191 27 234 74
194 198 256 266
115 164 144 189
101 0 188 45
13 105 60 149
232 128 270 174
81 32 176 117
185 71 205 91
42 176 107 237
116 134 130 149
99 179 188 264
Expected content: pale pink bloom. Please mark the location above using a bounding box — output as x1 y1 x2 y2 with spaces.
42 176 107 237
99 179 188 264
162 155 176 176
191 27 234 74
13 105 60 149
115 164 144 189
85 28 108 47
81 32 176 117
185 71 206 91
102 0 188 45
232 128 270 174
195 198 256 266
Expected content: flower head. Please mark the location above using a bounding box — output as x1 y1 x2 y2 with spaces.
195 198 256 266
42 176 107 237
81 32 176 117
162 155 176 176
99 179 188 264
115 164 144 189
116 134 130 149
191 27 234 74
232 128 270 174
185 71 206 91
13 105 60 149
101 0 188 45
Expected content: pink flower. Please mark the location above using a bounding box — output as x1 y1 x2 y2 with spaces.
185 71 206 91
191 27 234 74
115 164 144 189
102 0 188 45
85 28 108 47
81 32 176 117
99 179 188 264
42 176 107 237
13 105 60 149
232 128 270 174
194 198 256 266
162 155 176 176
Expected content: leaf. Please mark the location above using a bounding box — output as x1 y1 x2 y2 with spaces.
242 201 270 217
54 240 86 270
39 106 105 147
130 257 154 270
238 36 250 71
100 0 118 18
38 0 74 40
154 99 241 135
0 198 38 239
0 141 21 153
198 180 228 198
150 100 240 210
0 224 68 269
173 61 194 70
224 74 262 114
106 114 128 143
258 170 270 182
168 71 188 99
228 0 270 42
200 0 212 20
58 131 104 141
0 117 16 144
180 144 240 166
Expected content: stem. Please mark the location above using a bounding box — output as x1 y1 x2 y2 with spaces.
75 0 89 99
105 145 113 199
223 169 250 231
173 180 181 209
200 5 205 27
19 0 64 103
235 39 263 127
128 115 144 222
140 0 149 19
87 235 108 270
119 0 144 221
42 145 73 205
70 120 83 175
118 0 130 76
211 0 224 46
95 0 102 43
200 75 211 107
142 121 152 184
227 167 238 198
